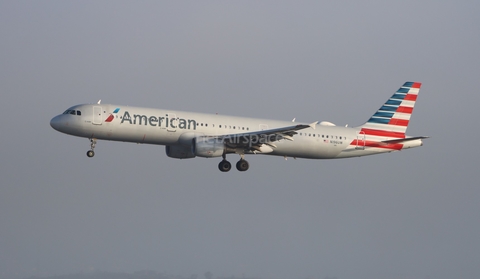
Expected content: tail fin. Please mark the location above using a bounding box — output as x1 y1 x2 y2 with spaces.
359 81 421 138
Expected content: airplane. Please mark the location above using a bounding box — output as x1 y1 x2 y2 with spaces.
50 81 428 172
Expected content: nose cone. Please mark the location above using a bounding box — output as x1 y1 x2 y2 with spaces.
50 115 62 131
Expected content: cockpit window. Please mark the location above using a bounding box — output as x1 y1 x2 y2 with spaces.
63 109 81 116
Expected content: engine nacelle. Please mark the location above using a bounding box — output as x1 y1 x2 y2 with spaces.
165 145 196 159
193 137 225 158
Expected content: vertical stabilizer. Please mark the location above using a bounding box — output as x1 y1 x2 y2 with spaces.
359 81 421 138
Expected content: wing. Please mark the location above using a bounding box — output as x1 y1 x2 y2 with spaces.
206 121 318 153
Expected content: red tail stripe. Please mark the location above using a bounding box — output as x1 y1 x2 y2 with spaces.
350 139 403 150
404 94 417 101
388 118 409 126
412 82 422 88
361 128 405 138
396 106 413 113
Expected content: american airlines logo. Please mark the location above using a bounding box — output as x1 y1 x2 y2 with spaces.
105 108 120 122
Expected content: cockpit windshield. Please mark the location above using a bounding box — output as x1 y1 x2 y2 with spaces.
63 109 81 116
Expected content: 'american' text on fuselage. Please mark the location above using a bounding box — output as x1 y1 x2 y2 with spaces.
120 111 197 130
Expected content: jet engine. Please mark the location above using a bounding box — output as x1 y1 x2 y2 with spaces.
165 145 195 159
193 136 225 158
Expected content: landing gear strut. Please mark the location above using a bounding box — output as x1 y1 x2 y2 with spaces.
87 138 96 158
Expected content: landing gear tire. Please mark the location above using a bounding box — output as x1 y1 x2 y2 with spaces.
87 138 97 158
236 159 249 172
218 160 232 172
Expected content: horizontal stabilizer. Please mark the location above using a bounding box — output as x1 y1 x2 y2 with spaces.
381 136 429 144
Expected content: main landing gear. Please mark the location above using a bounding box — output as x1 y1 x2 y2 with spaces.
218 154 249 172
86 138 97 158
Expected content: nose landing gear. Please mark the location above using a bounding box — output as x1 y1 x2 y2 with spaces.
86 138 97 158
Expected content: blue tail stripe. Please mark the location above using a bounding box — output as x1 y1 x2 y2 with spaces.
391 93 407 100
397 88 410 93
403 82 414 87
380 105 398 112
368 117 391 124
386 99 402 106
373 112 394 118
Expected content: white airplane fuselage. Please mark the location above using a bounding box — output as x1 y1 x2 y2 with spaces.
50 82 427 172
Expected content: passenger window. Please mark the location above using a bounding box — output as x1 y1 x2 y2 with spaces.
219 125 222 128
326 135 329 138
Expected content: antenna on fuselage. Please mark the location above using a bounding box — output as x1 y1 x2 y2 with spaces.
97 100 101 104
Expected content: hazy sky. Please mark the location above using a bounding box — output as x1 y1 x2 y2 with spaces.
1 1 479 279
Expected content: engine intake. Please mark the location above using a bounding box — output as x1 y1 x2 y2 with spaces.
165 145 195 159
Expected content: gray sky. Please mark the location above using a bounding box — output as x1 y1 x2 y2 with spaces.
1 1 479 279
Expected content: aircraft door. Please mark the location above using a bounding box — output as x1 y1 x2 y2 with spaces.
93 106 103 125
355 131 365 150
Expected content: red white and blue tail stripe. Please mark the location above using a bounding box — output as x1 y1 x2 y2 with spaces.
349 82 424 151
361 81 421 136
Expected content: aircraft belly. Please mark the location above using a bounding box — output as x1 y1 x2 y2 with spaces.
271 140 342 159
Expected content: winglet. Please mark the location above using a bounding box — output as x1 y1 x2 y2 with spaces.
309 121 318 130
